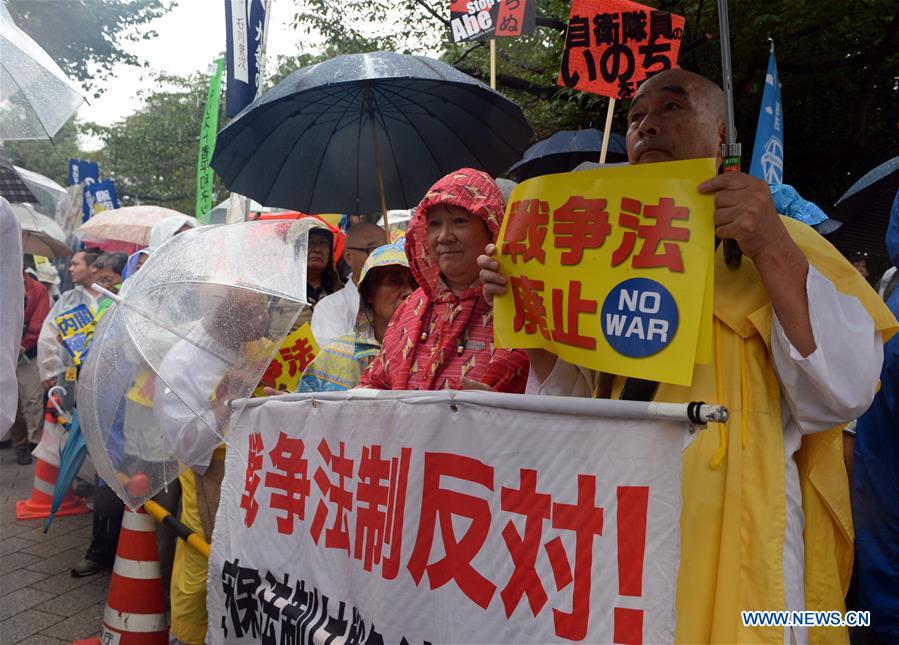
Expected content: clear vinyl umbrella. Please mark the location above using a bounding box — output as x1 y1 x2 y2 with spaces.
0 5 85 140
11 201 71 257
78 219 319 509
14 165 67 216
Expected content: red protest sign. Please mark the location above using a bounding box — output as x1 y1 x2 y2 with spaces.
558 0 686 100
449 0 536 42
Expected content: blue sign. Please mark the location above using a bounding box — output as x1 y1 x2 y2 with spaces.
68 159 99 187
83 179 120 222
749 45 784 184
54 304 96 366
225 0 269 118
601 278 678 358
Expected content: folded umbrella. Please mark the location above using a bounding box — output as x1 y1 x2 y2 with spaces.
44 409 87 532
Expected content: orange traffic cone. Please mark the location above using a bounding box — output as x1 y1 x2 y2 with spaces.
14 457 91 520
93 475 168 644
15 397 89 520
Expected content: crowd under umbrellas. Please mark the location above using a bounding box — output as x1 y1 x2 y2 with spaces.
2 13 899 643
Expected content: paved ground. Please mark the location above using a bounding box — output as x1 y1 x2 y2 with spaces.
0 447 108 644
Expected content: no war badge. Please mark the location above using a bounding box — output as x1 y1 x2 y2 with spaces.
55 304 96 367
493 158 716 386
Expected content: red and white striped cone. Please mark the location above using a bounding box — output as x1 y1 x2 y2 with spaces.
96 499 169 644
14 457 91 520
15 397 89 520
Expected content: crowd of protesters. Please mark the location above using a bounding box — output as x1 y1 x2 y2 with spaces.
2 68 898 644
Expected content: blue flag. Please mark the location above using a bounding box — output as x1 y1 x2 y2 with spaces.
68 159 99 187
225 0 269 118
750 45 784 184
83 179 120 222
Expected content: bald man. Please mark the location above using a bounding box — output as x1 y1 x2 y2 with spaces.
311 222 385 347
479 69 896 643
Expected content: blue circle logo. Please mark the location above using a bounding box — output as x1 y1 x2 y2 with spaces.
600 278 678 358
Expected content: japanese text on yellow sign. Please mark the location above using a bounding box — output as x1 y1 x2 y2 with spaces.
493 158 716 386
256 323 320 394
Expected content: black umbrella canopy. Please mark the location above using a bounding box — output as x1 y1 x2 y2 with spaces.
833 156 898 222
829 156 899 264
507 129 628 181
211 51 534 214
0 147 38 204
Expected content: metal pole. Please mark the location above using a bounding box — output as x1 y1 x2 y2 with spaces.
366 88 391 243
716 0 743 269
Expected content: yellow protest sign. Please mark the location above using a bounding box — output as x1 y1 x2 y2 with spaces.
255 323 320 394
493 158 716 386
126 370 157 408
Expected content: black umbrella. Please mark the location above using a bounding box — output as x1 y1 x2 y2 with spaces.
0 147 38 204
211 51 534 224
506 129 628 182
829 156 899 263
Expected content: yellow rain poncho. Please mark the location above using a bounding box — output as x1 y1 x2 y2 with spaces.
602 218 898 643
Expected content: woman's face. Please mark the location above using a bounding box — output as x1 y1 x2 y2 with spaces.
367 266 416 329
426 205 491 291
307 230 331 273
96 267 122 293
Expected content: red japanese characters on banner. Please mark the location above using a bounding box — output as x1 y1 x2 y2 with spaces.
256 322 319 394
492 159 716 388
210 394 688 644
558 0 686 100
501 195 691 274
227 433 653 641
500 194 692 354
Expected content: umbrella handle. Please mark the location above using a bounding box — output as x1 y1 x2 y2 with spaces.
721 144 743 270
46 385 71 424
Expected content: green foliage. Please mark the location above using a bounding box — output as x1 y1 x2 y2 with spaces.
290 0 899 209
1 120 90 186
4 70 227 217
86 72 228 215
6 0 173 96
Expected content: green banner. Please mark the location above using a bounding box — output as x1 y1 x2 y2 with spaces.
196 58 225 222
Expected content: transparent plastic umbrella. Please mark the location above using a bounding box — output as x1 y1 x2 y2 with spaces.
78 219 319 509
0 5 86 140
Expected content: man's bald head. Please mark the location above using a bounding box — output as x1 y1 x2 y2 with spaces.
626 69 727 167
345 222 387 282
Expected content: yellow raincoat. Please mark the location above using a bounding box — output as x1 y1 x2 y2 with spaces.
170 468 209 644
170 445 225 644
606 218 897 643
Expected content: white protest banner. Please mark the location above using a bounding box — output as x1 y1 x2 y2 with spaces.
208 390 699 644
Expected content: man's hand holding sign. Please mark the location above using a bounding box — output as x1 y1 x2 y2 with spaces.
481 69 816 384
699 171 815 356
